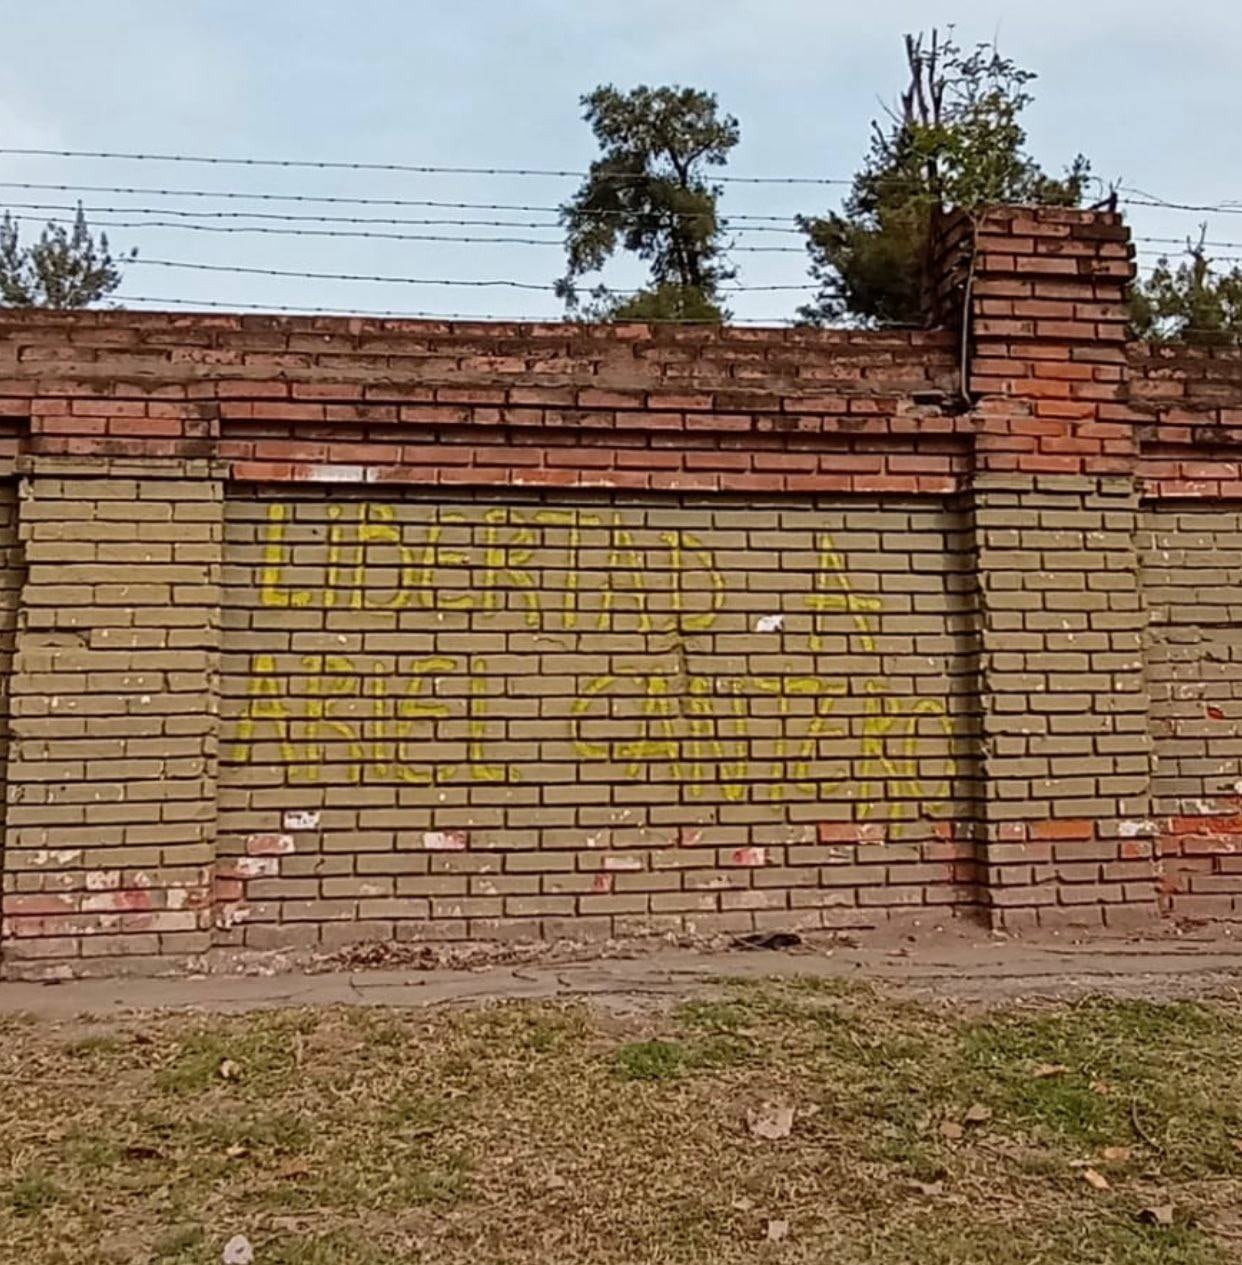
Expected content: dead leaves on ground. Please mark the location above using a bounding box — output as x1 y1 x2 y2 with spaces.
962 1103 993 1127
939 1103 991 1142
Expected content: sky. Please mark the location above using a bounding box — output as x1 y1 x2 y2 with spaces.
1 0 1240 324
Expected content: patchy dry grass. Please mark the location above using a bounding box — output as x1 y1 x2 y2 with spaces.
2 982 1241 1263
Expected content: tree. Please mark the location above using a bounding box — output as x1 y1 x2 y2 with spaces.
0 204 134 308
1130 229 1242 345
557 84 739 322
798 29 1090 327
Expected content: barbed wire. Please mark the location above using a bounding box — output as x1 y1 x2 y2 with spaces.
0 147 852 186
109 292 807 324
4 211 561 250
1136 235 1242 251
1120 187 1242 217
109 295 1242 347
7 201 1233 252
16 156 1242 319
2 211 806 254
0 206 807 251
127 257 820 293
9 176 1237 226
0 181 806 227
1136 249 1242 264
1136 328 1242 346
0 166 1232 223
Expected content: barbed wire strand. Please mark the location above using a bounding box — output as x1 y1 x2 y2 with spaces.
127 257 820 293
0 147 851 186
0 202 809 244
1136 249 1242 264
0 180 805 226
2 211 806 254
109 292 816 325
15 209 1242 259
1136 235 1242 251
1120 189 1242 217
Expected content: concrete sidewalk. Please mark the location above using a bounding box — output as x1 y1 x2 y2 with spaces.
3 931 1242 1019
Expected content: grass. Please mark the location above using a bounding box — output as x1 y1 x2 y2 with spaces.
2 983 1241 1263
7 1171 60 1217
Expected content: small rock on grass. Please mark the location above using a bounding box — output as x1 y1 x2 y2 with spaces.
766 1219 789 1242
222 1236 254 1265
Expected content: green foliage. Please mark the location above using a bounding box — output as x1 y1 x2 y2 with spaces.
955 999 1242 1171
7 1170 60 1216
557 84 739 323
613 1029 751 1081
674 1000 748 1033
1131 232 1242 345
614 1039 687 1081
151 1224 204 1261
799 29 1090 326
155 1013 310 1093
598 281 728 323
62 1033 126 1058
0 203 134 308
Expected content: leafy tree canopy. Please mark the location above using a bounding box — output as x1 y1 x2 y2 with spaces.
0 204 134 309
1131 229 1242 346
798 29 1090 327
557 84 739 322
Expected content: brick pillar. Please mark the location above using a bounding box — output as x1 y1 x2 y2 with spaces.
1 464 222 975
947 206 1158 931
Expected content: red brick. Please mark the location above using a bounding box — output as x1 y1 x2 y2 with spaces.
1029 819 1096 842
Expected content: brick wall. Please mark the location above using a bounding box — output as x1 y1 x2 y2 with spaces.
1132 343 1242 917
0 487 22 873
1140 505 1242 918
216 491 976 950
941 206 1155 933
4 475 219 970
3 204 1242 974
